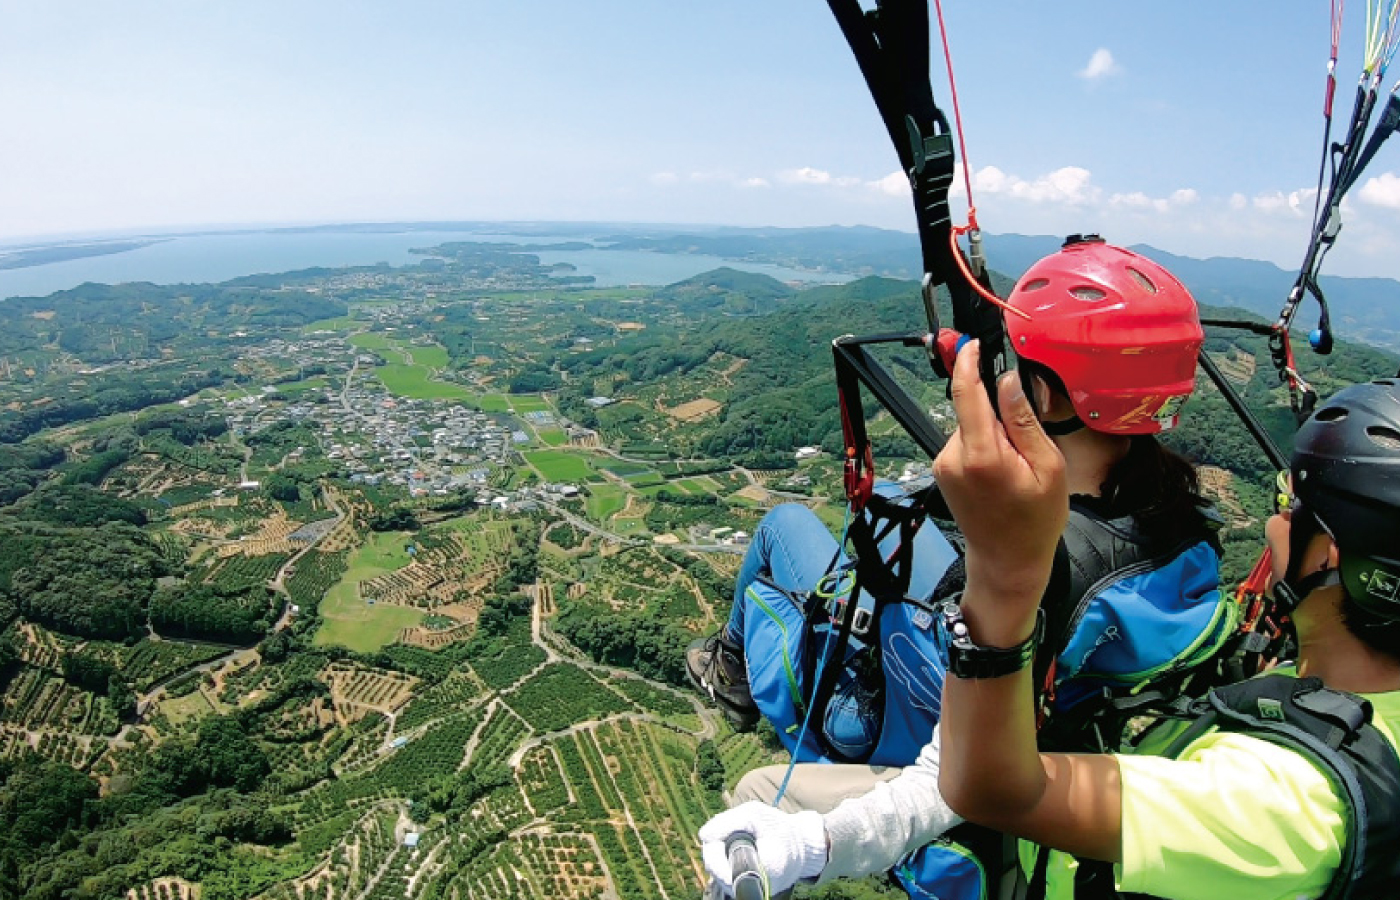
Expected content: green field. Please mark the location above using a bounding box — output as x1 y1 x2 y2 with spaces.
348 332 396 350
314 530 424 653
536 428 568 446
511 394 551 413
160 690 215 725
524 449 594 481
302 316 359 332
601 461 651 477
376 364 474 400
477 394 511 412
407 345 450 367
672 477 720 495
275 376 330 396
585 484 627 521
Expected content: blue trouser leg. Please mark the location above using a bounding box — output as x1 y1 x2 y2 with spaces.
724 504 842 643
724 495 958 644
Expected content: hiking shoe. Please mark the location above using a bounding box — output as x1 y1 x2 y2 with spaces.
687 632 760 731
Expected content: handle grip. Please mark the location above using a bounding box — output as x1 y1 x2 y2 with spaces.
725 832 768 900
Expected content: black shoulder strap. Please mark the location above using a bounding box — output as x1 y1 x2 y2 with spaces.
1183 675 1400 900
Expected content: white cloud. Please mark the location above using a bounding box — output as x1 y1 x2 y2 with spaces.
1108 187 1198 213
777 166 862 188
1110 191 1154 210
740 177 771 189
869 170 910 197
1229 192 1248 210
1078 48 1121 81
1359 172 1400 209
972 165 1100 205
1251 189 1314 216
648 172 679 185
780 167 835 185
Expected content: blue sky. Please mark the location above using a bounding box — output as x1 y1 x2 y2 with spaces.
3 1 1400 276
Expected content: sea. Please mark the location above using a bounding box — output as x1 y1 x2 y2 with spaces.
0 228 853 301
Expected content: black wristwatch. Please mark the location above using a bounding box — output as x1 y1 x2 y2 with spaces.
939 601 1045 679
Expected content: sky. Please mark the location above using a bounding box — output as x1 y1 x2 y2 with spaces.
3 1 1400 277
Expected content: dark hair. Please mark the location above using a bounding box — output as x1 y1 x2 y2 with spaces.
1023 359 1205 537
1340 600 1400 662
1099 435 1205 540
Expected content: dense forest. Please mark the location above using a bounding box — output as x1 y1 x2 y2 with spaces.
557 269 1399 474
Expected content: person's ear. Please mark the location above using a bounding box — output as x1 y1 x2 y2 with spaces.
1325 539 1342 570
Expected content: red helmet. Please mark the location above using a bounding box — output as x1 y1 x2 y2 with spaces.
1006 237 1203 435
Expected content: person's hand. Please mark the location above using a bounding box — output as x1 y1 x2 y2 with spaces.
698 802 827 897
933 341 1067 613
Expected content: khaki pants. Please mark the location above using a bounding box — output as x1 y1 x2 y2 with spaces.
731 761 903 812
721 762 902 899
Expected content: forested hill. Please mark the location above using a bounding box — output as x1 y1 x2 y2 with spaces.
653 267 796 316
590 225 1400 353
559 267 1398 478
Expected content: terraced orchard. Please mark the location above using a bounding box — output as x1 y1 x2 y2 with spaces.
230 570 745 900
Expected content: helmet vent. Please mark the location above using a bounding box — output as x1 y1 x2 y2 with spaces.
1126 267 1158 294
1374 379 1397 387
1070 287 1107 302
1315 406 1349 422
1366 426 1400 450
1022 278 1050 292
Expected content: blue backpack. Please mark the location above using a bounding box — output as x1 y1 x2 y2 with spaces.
738 488 1230 898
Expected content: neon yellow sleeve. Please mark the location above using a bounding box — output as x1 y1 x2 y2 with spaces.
1114 732 1346 900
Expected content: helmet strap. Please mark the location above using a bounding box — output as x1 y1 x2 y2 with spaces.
1277 506 1342 613
1043 416 1086 436
1274 567 1343 615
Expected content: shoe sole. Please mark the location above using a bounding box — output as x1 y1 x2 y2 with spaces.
687 662 760 732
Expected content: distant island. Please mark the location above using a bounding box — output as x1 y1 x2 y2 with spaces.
0 238 165 270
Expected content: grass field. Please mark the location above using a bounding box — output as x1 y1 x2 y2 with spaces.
585 484 627 521
376 364 474 401
314 531 424 653
813 503 848 532
524 449 593 481
510 394 551 413
275 376 330 396
348 332 396 350
672 477 721 495
302 316 359 332
612 517 650 536
160 690 215 725
407 345 449 367
477 394 511 412
536 428 568 447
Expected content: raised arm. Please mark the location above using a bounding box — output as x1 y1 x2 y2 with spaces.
932 341 1123 862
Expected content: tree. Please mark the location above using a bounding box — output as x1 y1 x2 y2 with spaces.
368 508 420 532
263 474 300 503
107 676 136 721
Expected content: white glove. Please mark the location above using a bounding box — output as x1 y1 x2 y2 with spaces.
698 801 828 898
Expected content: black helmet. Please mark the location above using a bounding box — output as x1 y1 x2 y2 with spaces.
1291 379 1400 621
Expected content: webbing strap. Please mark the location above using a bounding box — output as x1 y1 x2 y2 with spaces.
826 0 1008 414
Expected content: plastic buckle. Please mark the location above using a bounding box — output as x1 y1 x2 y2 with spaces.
905 115 953 178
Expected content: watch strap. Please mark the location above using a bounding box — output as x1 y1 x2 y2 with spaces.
944 605 1046 679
